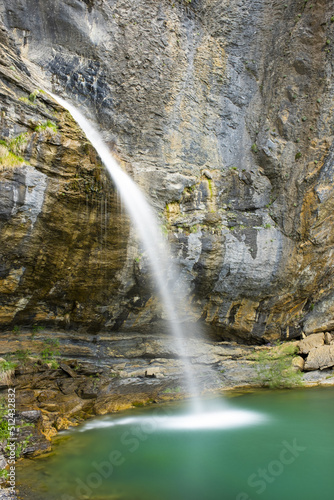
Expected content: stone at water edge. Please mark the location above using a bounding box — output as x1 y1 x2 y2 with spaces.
304 345 334 371
292 356 305 372
298 332 325 355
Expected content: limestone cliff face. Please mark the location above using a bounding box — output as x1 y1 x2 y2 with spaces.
0 0 334 342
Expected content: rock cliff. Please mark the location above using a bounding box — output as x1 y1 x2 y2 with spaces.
0 0 334 343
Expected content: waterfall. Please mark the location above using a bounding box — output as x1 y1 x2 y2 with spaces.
50 93 202 410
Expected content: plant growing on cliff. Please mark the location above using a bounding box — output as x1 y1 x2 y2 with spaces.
0 469 9 480
0 360 16 386
254 343 303 389
0 145 24 168
0 398 10 442
35 120 58 134
40 339 60 368
14 349 32 365
15 433 33 458
29 90 39 103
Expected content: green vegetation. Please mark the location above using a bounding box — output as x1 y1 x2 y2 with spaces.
0 131 30 167
29 90 39 103
35 120 58 133
40 339 60 368
0 359 16 386
251 143 258 153
162 386 182 394
0 359 16 372
8 133 28 155
14 349 31 364
207 178 213 198
0 469 9 480
264 223 272 229
0 145 24 168
254 343 303 389
295 152 302 160
0 398 10 442
15 434 33 458
19 96 36 106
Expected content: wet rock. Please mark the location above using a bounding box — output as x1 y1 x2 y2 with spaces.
302 369 334 387
299 333 325 355
59 362 77 378
77 380 100 399
19 410 41 423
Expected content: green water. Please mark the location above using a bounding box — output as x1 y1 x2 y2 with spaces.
18 388 334 500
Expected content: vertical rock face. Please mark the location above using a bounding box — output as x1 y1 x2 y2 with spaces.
0 0 333 342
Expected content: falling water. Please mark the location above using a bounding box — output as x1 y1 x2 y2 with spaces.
50 93 201 409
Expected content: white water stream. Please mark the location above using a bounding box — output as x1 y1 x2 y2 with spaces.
50 93 201 409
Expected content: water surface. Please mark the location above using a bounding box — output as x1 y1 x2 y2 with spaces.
18 388 334 500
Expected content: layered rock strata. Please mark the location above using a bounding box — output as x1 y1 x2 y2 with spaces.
0 1 334 342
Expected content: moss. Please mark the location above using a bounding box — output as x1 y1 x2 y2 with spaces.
190 224 199 233
207 178 213 198
253 342 303 389
295 152 302 160
35 120 58 133
251 143 258 153
29 90 39 103
0 148 25 167
19 97 37 106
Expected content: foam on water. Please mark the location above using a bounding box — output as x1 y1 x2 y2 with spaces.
79 409 267 432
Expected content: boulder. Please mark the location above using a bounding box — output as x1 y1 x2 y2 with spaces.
292 356 305 372
324 332 333 345
304 345 334 371
299 333 325 355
